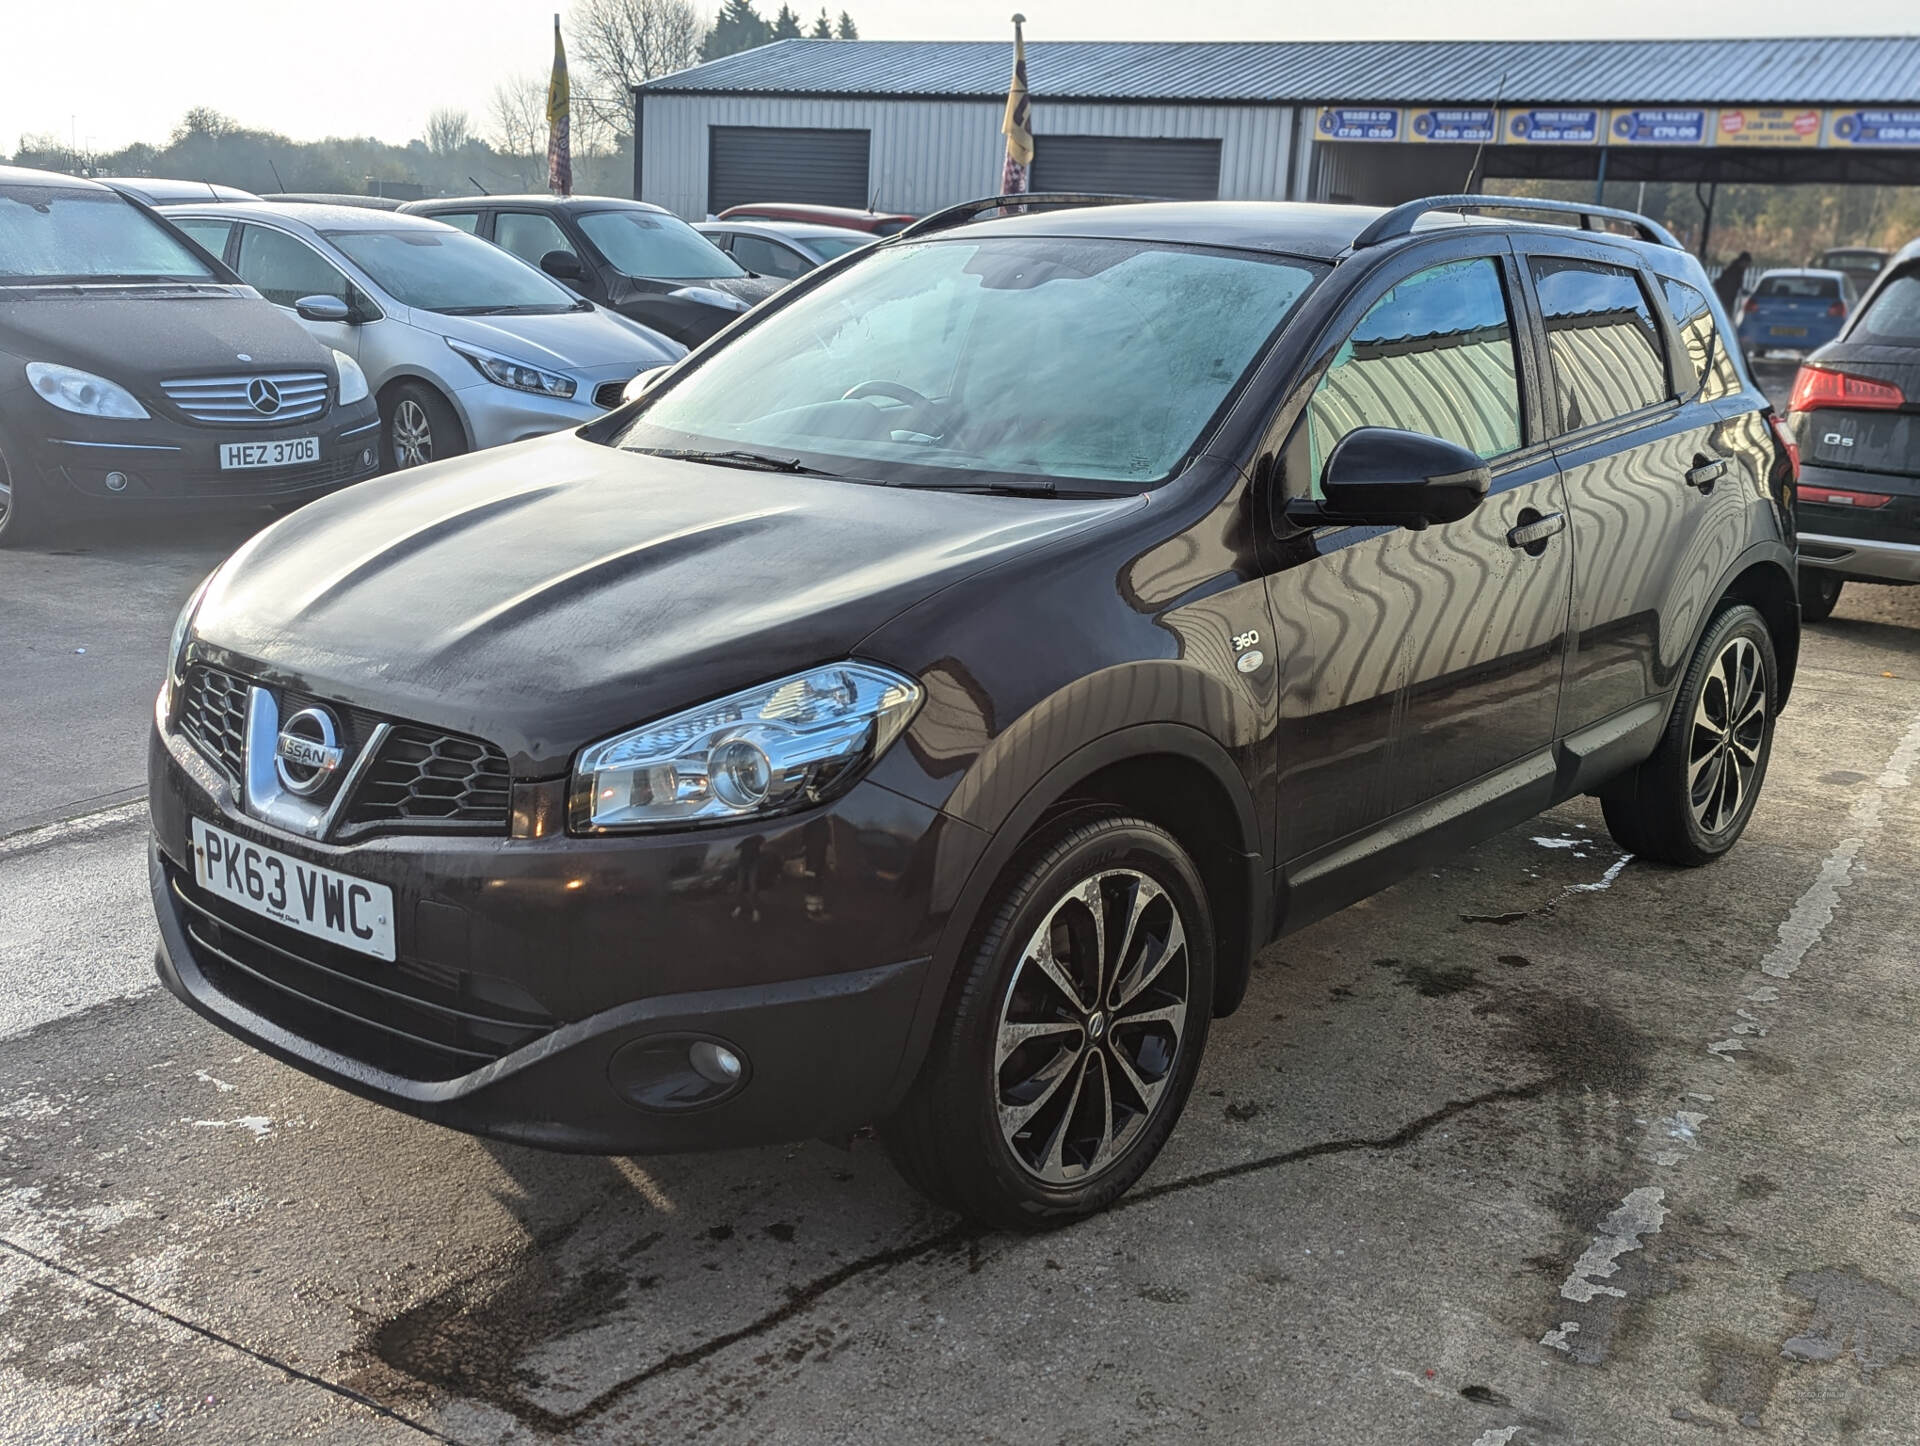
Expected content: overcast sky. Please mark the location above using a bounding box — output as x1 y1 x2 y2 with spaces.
7 1 1916 155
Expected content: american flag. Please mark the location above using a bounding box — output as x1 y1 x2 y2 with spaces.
546 14 572 198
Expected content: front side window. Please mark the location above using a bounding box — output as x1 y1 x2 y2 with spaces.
1530 257 1668 432
235 225 350 307
577 208 744 281
325 227 579 314
617 236 1321 489
431 211 481 234
173 217 235 263
1306 256 1522 491
731 234 810 280
0 183 216 283
1660 276 1739 401
494 211 576 268
806 233 871 261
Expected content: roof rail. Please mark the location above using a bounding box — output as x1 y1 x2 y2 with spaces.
897 192 1163 241
1351 194 1683 251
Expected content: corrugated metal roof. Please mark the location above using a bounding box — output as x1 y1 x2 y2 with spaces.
640 36 1920 107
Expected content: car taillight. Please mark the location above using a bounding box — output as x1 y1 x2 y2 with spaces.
1789 365 1905 413
1826 301 1848 318
1799 484 1892 508
1766 412 1800 481
1742 298 1759 315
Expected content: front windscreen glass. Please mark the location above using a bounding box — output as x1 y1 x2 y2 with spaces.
0 184 217 283
578 209 745 280
615 236 1321 489
326 227 580 313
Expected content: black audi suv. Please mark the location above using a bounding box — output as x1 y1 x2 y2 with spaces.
1788 235 1920 621
149 193 1798 1227
0 166 380 544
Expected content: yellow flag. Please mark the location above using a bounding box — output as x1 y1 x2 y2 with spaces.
1001 13 1033 184
547 14 572 196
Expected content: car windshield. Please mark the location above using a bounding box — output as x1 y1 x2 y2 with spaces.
806 233 871 260
578 209 745 280
326 226 580 313
0 183 217 283
615 235 1321 490
1757 274 1841 299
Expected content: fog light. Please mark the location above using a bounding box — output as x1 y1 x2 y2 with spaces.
360 447 377 469
104 470 128 492
609 1033 750 1111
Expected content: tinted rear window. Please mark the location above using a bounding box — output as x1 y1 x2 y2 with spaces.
1660 276 1740 402
1756 274 1840 299
1530 257 1668 431
1855 271 1920 344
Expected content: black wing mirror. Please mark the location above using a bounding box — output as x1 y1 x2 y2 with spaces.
294 294 350 324
541 249 584 280
1285 427 1491 531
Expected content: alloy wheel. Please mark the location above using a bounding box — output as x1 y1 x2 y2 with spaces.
994 868 1190 1185
391 399 434 468
1688 635 1766 835
0 469 12 533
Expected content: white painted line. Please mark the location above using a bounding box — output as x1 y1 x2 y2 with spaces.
1556 1187 1668 1302
1471 1429 1520 1446
0 801 147 860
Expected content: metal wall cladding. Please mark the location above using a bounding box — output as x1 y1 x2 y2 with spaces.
642 36 1920 109
640 94 1296 218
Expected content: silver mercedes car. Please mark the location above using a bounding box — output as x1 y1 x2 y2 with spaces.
163 203 684 469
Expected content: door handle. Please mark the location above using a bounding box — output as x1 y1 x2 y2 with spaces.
1507 511 1566 554
1686 457 1728 491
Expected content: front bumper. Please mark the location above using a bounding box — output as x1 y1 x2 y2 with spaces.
148 717 987 1153
1 393 381 515
452 366 641 451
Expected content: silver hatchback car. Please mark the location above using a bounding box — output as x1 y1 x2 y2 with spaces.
164 203 684 469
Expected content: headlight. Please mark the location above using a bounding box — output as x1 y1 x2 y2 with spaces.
333 350 369 406
25 362 149 419
446 338 576 399
158 570 216 716
619 365 670 405
667 285 750 313
571 661 922 833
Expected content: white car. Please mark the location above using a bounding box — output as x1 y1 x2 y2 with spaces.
164 203 684 469
695 220 876 281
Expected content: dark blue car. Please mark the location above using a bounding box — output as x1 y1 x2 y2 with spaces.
1738 268 1858 360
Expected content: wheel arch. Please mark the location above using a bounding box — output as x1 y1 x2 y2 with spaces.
1715 549 1800 706
375 373 471 453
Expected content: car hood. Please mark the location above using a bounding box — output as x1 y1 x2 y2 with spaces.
194 431 1135 776
0 285 334 387
413 305 684 372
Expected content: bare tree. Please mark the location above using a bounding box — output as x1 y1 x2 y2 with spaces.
568 0 705 139
424 106 473 157
488 76 547 159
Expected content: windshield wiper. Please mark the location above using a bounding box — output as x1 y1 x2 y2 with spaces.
639 447 842 477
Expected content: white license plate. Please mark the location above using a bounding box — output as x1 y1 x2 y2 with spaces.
220 436 319 470
190 818 395 961
1769 325 1807 338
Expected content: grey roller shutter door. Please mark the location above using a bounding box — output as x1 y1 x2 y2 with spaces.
1029 135 1222 200
708 127 871 213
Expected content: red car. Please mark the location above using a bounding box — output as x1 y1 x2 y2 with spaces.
715 202 915 236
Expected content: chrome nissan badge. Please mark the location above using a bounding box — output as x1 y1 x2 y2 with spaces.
274 706 344 795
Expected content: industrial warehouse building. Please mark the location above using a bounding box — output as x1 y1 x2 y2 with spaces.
633 35 1920 221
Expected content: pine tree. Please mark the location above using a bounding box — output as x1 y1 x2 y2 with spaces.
770 3 802 38
809 8 832 38
702 0 772 60
834 10 858 38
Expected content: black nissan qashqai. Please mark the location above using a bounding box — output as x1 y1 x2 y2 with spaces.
150 194 1798 1228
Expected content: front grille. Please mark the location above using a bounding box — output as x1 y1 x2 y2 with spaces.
168 866 556 1081
180 666 248 781
341 727 513 833
593 380 628 409
161 371 329 425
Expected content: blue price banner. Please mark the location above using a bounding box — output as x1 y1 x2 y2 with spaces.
1609 108 1710 146
1827 109 1920 148
1316 107 1402 142
1407 108 1497 144
1504 108 1601 145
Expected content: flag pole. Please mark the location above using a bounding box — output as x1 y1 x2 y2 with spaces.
1000 14 1032 211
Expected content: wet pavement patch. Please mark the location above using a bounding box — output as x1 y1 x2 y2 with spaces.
1701 1331 1781 1425
1781 1266 1920 1373
1396 963 1482 997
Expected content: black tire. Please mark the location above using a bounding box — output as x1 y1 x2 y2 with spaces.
0 433 48 548
1799 568 1844 623
883 813 1214 1230
1601 602 1778 867
382 383 466 472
